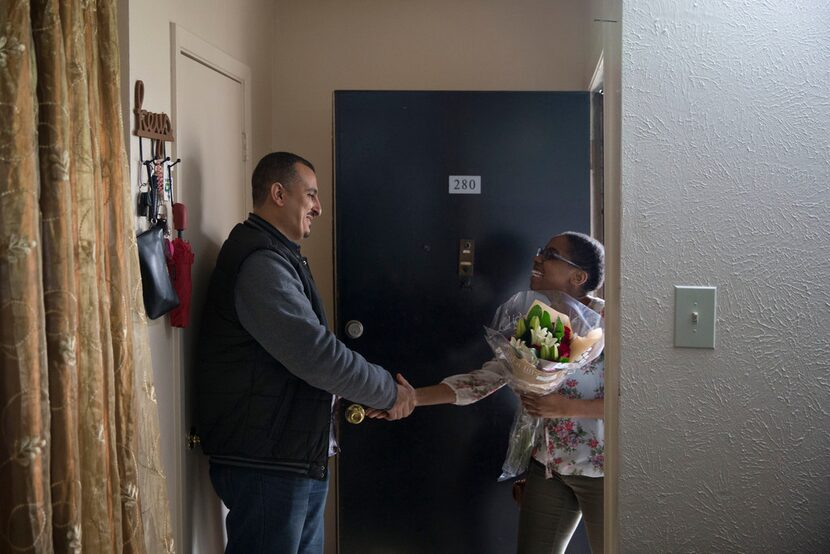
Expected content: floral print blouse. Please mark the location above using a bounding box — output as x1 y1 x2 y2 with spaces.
443 297 605 478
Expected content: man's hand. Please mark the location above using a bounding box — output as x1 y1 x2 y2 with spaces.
387 373 416 420
367 373 416 421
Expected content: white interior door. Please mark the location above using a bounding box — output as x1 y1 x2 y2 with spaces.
172 25 251 554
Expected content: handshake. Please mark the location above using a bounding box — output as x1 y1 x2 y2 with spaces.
364 373 417 421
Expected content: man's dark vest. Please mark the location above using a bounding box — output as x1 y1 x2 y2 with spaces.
195 215 331 480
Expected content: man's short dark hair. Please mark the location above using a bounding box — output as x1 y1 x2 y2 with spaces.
251 152 315 206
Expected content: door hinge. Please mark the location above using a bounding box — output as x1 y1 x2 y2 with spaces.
187 428 201 450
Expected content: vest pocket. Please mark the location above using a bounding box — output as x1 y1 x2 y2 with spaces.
267 380 297 442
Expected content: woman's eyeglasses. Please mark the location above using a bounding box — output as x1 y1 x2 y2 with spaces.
536 247 584 270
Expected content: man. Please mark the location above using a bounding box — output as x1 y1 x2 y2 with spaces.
196 152 415 553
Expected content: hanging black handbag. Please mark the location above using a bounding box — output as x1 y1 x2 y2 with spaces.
137 223 179 319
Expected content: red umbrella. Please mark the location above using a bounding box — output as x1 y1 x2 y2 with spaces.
167 203 194 328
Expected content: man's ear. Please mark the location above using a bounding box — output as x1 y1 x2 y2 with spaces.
270 182 285 206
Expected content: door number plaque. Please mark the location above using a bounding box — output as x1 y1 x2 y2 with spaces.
449 175 481 195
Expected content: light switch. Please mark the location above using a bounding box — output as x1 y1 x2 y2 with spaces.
674 286 717 348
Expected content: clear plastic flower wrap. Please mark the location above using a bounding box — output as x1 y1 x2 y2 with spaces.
484 290 604 481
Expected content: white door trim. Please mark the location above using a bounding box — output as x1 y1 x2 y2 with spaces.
589 52 605 94
171 24 252 213
168 23 252 552
589 51 605 245
598 28 623 554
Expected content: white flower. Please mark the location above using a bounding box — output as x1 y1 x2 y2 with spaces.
530 326 556 349
510 337 538 362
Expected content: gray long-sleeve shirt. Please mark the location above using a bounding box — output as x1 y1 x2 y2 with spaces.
234 248 397 411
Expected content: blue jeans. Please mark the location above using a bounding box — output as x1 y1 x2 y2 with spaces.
209 463 329 554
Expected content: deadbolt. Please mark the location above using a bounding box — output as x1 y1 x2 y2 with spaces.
345 320 364 339
458 238 475 287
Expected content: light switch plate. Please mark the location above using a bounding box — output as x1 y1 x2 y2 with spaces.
674 286 717 348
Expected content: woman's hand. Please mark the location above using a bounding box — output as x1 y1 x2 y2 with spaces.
520 393 604 419
520 393 572 418
366 382 458 420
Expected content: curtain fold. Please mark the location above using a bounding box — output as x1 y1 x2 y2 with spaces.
1 0 174 552
0 0 52 547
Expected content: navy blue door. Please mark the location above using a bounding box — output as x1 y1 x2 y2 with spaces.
335 91 590 554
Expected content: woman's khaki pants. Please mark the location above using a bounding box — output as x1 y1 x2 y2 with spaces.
517 461 604 554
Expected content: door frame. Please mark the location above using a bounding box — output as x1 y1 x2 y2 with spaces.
169 23 252 552
589 54 605 247
595 32 623 554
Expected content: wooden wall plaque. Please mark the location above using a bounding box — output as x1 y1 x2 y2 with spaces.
133 80 175 142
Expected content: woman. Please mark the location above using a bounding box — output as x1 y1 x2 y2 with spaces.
378 231 605 553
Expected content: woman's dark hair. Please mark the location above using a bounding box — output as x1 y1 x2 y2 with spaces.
251 152 315 207
562 232 605 294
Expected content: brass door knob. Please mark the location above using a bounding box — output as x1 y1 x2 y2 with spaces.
345 404 365 424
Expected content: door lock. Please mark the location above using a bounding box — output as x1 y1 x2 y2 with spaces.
458 239 474 288
345 320 364 339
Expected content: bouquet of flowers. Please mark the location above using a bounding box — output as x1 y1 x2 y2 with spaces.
484 290 604 480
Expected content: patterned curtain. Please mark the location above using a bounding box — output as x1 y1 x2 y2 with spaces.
0 0 174 552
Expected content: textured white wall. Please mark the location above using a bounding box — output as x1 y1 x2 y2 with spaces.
620 1 830 551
